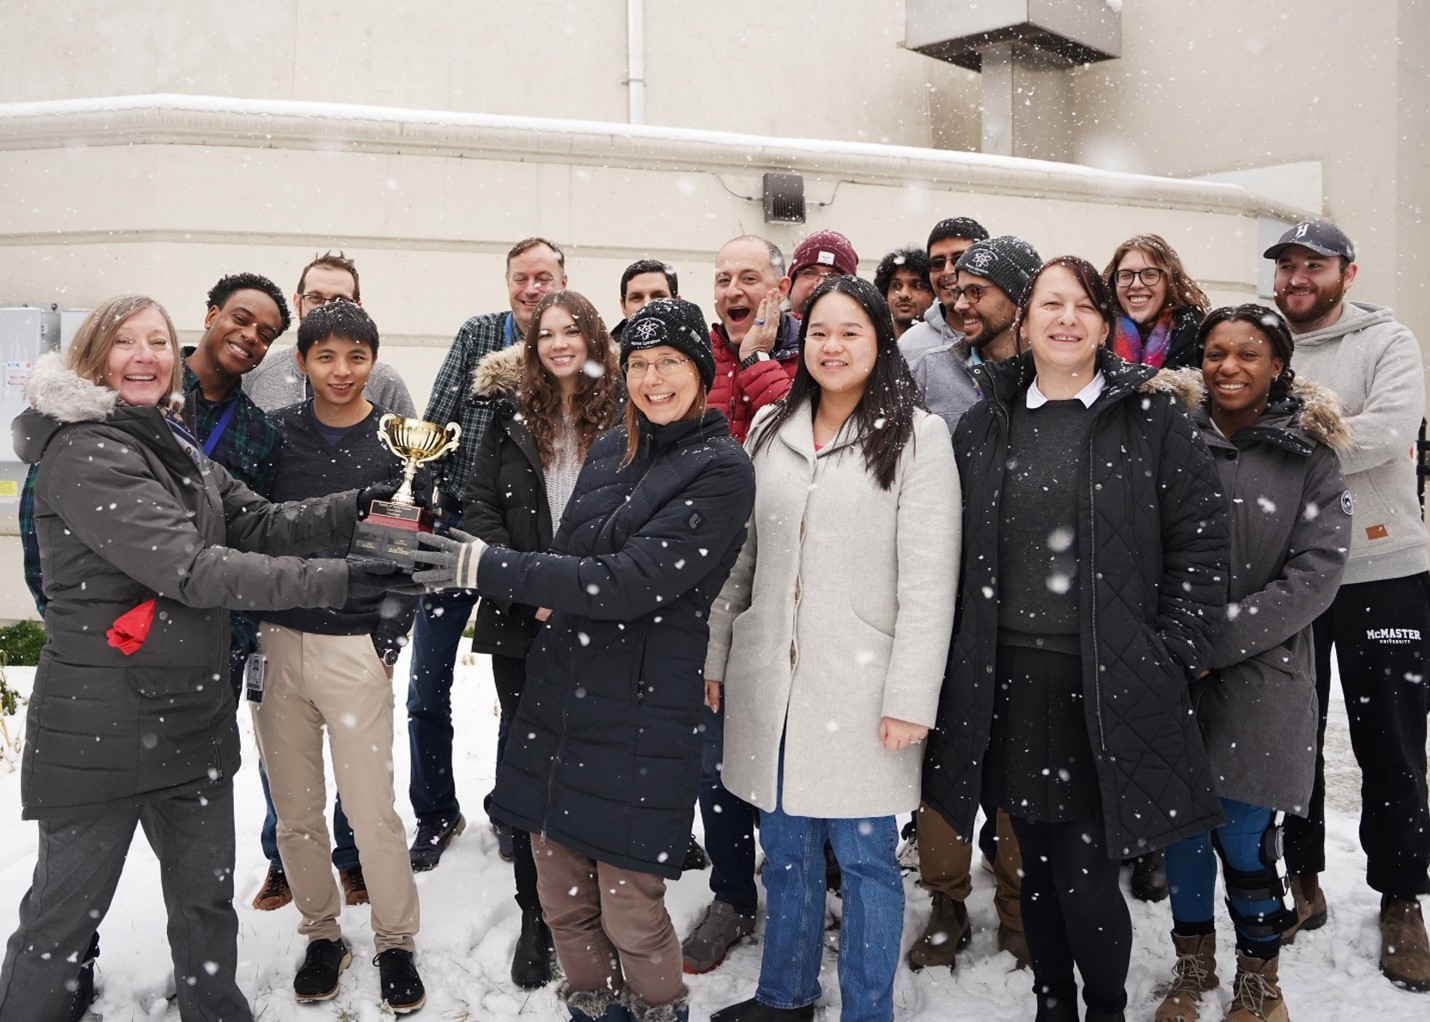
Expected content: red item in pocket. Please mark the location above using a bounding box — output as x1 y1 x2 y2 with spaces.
106 598 156 656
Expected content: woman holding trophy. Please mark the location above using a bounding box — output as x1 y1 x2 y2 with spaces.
414 298 756 1022
460 289 622 988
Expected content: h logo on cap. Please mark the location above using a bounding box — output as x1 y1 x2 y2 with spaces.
1295 222 1310 239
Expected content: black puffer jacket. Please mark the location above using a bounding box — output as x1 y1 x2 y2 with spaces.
461 346 553 657
483 409 755 878
924 349 1229 857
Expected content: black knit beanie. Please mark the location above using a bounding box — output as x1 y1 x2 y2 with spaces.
954 235 1043 304
620 298 716 391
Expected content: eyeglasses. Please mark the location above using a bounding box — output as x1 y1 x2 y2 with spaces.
1113 267 1165 287
301 293 355 308
928 255 965 272
950 284 991 305
625 355 691 378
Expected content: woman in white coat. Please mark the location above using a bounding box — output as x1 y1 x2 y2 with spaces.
706 276 960 1022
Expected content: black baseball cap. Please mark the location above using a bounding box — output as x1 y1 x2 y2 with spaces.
1263 220 1356 262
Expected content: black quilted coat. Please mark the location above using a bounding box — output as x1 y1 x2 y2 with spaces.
924 349 1229 857
483 409 755 877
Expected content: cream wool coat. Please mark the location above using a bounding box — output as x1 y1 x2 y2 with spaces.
704 401 960 819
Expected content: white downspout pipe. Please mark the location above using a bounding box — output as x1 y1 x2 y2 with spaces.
626 0 646 125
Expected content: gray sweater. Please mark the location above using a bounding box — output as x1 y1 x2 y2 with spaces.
243 344 417 418
912 341 982 436
897 299 962 368
1288 301 1428 584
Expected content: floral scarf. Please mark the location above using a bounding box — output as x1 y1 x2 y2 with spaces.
1112 309 1174 369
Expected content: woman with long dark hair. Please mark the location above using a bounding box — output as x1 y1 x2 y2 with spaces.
462 288 622 988
1154 306 1349 1022
707 275 961 1022
415 298 755 1022
924 257 1228 1022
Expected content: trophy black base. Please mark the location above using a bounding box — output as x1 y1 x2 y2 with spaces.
350 500 433 570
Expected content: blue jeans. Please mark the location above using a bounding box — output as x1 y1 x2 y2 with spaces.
699 704 759 916
1166 798 1283 953
406 588 477 825
756 780 902 1022
259 758 358 870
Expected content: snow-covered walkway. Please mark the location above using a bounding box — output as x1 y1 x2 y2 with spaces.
0 652 1422 1021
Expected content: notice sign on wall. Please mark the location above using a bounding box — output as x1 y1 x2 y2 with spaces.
4 361 31 392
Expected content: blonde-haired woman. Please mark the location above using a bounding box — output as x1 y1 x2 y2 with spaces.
0 295 397 1021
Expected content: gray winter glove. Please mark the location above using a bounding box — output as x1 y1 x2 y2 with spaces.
411 528 487 591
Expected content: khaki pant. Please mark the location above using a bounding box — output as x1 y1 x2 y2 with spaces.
534 837 687 1007
917 803 1023 931
253 624 419 953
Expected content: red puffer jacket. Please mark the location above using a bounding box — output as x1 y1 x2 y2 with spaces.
707 315 801 443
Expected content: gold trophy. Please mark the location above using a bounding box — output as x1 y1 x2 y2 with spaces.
350 414 461 568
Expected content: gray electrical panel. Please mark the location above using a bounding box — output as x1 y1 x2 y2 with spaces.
0 303 85 530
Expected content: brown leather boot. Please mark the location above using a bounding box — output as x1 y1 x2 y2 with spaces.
1225 953 1288 1021
997 923 1029 970
1380 896 1430 992
906 891 971 971
1280 873 1326 944
1154 932 1219 1022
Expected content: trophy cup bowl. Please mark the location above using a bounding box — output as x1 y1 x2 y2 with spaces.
349 415 461 568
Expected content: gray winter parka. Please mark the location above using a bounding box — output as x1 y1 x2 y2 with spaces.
12 355 356 819
924 350 1230 858
1192 382 1351 815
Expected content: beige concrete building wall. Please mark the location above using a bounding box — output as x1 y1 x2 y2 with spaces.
1069 0 1427 335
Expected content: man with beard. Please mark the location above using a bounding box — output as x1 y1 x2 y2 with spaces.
874 247 934 340
912 235 1041 436
1267 220 1430 993
897 216 990 367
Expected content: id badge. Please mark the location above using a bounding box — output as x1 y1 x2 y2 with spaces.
244 652 268 704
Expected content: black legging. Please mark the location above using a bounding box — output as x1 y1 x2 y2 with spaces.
492 654 541 913
1009 815 1131 1019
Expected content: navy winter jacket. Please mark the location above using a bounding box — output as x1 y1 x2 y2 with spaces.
483 409 755 877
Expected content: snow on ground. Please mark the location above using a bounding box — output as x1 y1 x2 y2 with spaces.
0 653 1424 1021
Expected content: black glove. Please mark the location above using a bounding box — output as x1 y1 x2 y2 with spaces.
356 477 404 519
346 555 425 600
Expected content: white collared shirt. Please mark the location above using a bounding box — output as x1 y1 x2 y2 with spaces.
1026 372 1106 409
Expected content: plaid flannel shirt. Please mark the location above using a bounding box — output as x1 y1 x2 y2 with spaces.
423 310 516 510
181 359 281 664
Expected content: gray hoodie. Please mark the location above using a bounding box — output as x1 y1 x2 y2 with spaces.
1289 301 1428 584
897 299 962 368
911 340 981 437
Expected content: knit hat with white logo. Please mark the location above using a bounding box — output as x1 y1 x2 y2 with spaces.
620 298 716 390
954 235 1043 303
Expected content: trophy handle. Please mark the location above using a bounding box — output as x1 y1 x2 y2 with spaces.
376 414 402 460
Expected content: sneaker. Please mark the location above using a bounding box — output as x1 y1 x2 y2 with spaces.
375 948 427 1014
682 899 755 974
409 814 466 873
1380 895 1430 992
682 834 710 873
339 865 369 907
294 937 351 1003
1281 873 1327 944
252 864 292 911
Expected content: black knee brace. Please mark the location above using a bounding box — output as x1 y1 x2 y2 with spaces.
1213 822 1297 939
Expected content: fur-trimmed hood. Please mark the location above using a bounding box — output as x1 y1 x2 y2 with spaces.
1286 378 1352 452
470 343 525 399
12 352 182 466
1138 365 1205 410
24 351 120 424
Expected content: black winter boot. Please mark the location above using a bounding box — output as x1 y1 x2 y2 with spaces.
710 998 814 1022
511 905 555 989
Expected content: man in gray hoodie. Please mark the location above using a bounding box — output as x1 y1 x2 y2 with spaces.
1268 219 1430 992
896 216 990 368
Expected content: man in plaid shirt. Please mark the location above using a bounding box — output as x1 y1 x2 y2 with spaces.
406 236 568 871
